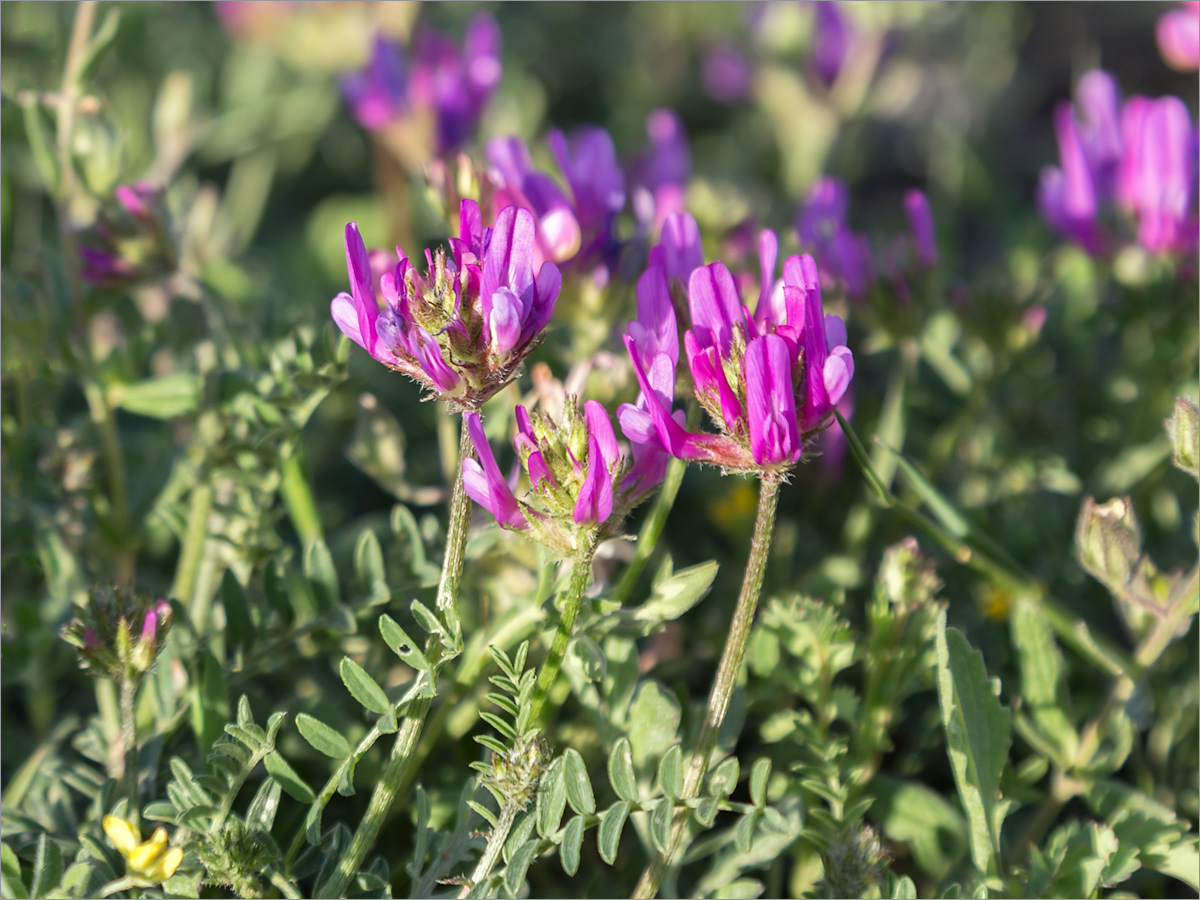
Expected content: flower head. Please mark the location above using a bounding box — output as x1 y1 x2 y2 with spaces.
1039 69 1197 257
342 14 501 157
623 223 854 478
331 201 561 409
103 815 184 884
463 396 665 553
487 125 627 275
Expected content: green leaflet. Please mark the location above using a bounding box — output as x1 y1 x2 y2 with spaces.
935 612 1011 877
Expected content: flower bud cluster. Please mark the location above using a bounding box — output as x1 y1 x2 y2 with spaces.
61 586 172 683
485 732 549 810
78 183 177 290
463 395 667 554
332 201 561 410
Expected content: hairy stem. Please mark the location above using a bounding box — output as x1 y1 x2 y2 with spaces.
458 799 520 899
437 415 474 649
316 698 431 899
633 478 781 899
613 455 687 606
119 677 139 828
528 553 594 724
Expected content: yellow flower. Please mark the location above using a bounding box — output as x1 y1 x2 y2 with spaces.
102 815 184 883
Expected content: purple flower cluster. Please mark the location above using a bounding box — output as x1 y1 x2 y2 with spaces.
622 214 854 475
1038 69 1198 257
342 15 501 154
331 200 560 409
462 397 667 551
484 109 691 277
797 177 939 300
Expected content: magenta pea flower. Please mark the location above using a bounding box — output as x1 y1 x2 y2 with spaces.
331 200 561 410
1038 69 1197 258
1115 95 1198 256
1158 2 1200 71
487 136 584 267
623 237 854 477
487 125 627 275
462 397 666 553
342 14 501 155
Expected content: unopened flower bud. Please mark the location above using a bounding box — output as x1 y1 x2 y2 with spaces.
1166 397 1199 478
821 825 889 899
61 587 174 683
1076 496 1142 590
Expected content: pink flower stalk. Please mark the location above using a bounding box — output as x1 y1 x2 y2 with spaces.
462 397 666 552
1158 1 1200 71
1039 69 1197 257
331 200 561 409
622 234 854 477
342 15 501 154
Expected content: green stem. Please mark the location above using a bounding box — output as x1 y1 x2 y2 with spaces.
458 799 520 899
170 479 212 608
436 415 474 649
315 698 431 899
266 868 303 900
119 678 139 828
613 455 687 606
56 0 97 330
633 478 781 900
280 448 322 544
85 381 133 579
315 418 474 897
528 553 594 724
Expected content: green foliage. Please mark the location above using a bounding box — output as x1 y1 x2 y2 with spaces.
2 3 1197 899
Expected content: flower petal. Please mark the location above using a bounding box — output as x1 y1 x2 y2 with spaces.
584 400 620 467
687 261 743 354
463 413 527 529
573 432 615 524
745 334 801 466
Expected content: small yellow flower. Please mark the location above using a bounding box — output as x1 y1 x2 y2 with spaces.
102 815 184 883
